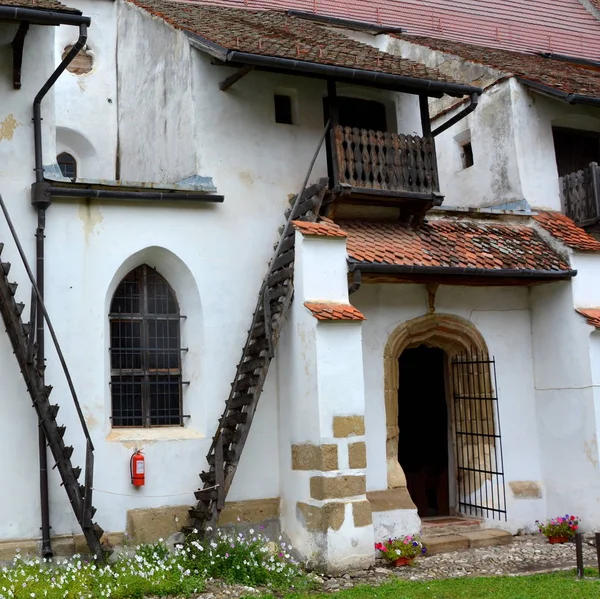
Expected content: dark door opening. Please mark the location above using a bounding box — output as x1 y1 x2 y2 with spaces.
553 127 600 176
398 345 450 517
323 97 388 131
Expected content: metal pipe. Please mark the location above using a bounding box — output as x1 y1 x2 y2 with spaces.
31 21 89 561
47 187 224 202
0 6 90 26
432 93 479 137
348 261 577 279
226 51 482 98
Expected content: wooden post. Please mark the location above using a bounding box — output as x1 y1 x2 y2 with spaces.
419 94 432 138
576 532 584 579
326 79 340 191
596 532 600 576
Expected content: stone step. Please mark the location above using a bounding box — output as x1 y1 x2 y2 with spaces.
423 529 513 555
421 516 483 537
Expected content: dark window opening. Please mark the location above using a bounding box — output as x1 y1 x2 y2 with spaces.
57 152 77 179
398 345 449 518
109 264 183 427
323 96 388 131
553 127 600 177
274 94 294 124
461 142 474 169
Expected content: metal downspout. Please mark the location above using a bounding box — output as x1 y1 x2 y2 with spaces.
31 23 89 560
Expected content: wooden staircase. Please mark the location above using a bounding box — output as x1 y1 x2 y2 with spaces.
0 226 105 557
188 179 328 534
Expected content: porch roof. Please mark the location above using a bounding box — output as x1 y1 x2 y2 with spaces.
339 214 577 283
576 309 600 328
128 0 479 97
397 35 600 105
533 212 600 251
0 0 79 14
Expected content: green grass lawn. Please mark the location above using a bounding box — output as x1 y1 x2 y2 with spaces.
274 569 600 599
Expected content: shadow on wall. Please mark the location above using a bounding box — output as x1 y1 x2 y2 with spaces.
55 127 97 179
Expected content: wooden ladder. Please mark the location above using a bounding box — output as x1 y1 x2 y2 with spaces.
0 196 105 558
188 179 328 534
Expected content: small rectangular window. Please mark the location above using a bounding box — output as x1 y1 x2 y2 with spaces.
274 94 294 124
461 142 474 169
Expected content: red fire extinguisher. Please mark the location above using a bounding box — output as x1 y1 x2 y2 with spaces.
130 450 145 486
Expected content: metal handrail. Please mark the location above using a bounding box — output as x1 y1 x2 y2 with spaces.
0 193 93 449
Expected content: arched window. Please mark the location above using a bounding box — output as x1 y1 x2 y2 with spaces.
57 152 77 179
109 264 183 427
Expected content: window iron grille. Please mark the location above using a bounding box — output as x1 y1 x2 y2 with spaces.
109 264 184 427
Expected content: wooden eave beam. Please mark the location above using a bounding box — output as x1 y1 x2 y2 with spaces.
11 21 29 90
219 64 254 91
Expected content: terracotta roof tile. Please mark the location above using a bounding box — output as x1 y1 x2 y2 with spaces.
533 212 600 252
0 0 77 11
292 220 347 238
340 216 572 274
189 1 600 62
128 0 470 87
304 301 365 321
399 35 600 100
576 308 600 328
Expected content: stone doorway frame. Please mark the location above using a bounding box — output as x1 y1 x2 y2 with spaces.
384 314 491 503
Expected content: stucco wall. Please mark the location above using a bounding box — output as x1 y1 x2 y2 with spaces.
54 0 117 180
353 283 545 531
0 22 60 540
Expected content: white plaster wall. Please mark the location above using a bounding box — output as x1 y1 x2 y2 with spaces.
0 23 60 540
54 0 117 180
353 283 545 532
531 281 600 528
571 252 600 308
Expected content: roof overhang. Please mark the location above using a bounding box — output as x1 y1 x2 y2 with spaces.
519 77 600 108
0 5 89 26
349 261 577 286
186 31 481 99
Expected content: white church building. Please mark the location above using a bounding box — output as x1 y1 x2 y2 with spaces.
1 0 600 570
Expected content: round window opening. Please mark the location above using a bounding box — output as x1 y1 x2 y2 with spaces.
63 45 94 75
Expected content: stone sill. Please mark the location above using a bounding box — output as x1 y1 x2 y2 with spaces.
106 427 204 444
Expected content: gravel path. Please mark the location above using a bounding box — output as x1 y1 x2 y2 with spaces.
194 534 599 598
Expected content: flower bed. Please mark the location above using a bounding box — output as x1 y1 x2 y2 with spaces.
0 528 310 598
375 535 427 565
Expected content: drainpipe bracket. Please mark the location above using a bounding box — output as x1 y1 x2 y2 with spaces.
31 181 52 209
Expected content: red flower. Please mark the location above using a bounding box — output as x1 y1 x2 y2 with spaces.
374 543 387 552
570 516 576 521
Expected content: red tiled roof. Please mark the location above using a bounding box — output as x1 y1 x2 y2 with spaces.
304 301 365 321
128 1 470 87
340 217 572 274
0 0 78 11
399 35 600 100
576 308 600 328
165 1 600 61
533 212 600 251
292 220 347 238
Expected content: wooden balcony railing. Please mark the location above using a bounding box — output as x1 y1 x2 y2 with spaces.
560 162 600 227
332 125 440 197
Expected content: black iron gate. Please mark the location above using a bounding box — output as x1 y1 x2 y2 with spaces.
452 353 506 520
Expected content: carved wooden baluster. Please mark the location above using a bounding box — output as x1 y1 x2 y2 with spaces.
385 132 396 190
367 130 379 189
344 126 355 186
414 135 426 193
400 135 411 191
359 129 370 187
422 137 433 193
334 125 347 185
375 130 386 189
352 128 363 186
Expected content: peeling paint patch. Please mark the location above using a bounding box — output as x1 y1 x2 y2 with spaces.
0 114 20 142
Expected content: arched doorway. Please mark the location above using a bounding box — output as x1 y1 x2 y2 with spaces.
384 314 505 520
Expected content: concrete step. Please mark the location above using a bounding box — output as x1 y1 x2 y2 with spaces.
421 516 483 537
423 528 513 555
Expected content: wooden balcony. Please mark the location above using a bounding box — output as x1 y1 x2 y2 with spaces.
327 124 443 222
560 162 600 229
